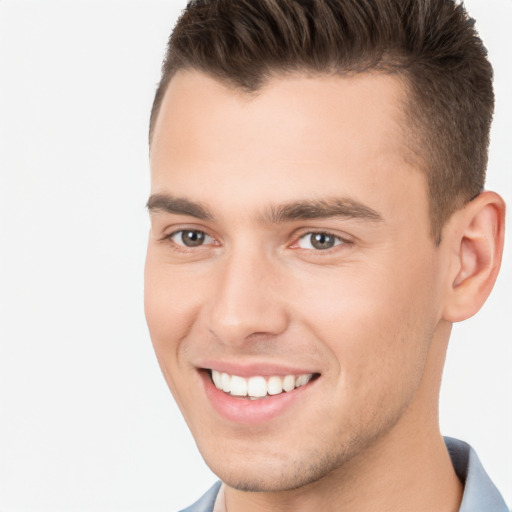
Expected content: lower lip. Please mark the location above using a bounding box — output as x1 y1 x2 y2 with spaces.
200 371 318 425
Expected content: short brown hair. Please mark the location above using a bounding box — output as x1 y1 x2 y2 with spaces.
149 0 494 242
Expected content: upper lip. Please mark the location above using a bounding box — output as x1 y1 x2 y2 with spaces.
197 360 319 378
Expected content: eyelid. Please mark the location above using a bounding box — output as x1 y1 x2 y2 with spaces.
158 225 353 252
171 229 214 246
160 226 219 248
160 223 213 239
290 229 353 251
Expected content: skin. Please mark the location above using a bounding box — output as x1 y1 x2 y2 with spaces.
145 70 504 511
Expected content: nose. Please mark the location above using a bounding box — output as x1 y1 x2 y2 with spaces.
205 249 289 346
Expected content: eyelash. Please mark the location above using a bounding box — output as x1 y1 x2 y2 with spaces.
293 231 349 251
162 228 351 254
162 229 217 253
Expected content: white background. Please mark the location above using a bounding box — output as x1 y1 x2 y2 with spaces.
0 1 510 510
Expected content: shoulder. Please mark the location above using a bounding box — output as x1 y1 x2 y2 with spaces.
178 481 222 512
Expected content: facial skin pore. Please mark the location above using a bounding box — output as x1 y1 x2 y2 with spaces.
145 71 504 511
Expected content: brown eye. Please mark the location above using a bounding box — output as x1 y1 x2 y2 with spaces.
297 232 343 250
170 230 212 247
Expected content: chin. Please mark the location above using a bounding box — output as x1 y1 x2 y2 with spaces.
196 403 411 493
202 444 350 493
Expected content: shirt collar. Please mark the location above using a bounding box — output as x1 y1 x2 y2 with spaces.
445 436 508 511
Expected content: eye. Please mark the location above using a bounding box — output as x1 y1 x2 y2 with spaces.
296 232 344 250
169 229 214 247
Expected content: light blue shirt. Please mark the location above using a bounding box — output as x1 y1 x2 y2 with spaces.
180 437 509 511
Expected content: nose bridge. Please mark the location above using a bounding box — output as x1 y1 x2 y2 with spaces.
207 243 288 344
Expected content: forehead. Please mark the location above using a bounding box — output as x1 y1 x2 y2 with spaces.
149 70 425 224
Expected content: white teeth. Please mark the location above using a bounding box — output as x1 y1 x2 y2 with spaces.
212 370 222 389
247 376 267 397
282 375 296 392
295 374 310 387
210 370 314 398
230 375 248 396
267 376 283 395
221 372 231 393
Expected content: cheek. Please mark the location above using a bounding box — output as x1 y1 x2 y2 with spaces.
144 253 208 421
144 252 201 367
292 254 438 392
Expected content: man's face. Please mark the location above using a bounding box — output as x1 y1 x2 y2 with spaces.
145 71 447 491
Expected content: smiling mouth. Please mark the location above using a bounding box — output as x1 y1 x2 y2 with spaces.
208 369 320 400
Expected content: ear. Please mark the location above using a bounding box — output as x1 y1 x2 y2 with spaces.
442 191 506 323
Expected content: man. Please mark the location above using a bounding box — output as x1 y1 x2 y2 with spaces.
144 0 508 510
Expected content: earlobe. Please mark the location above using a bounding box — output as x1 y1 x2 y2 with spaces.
442 191 505 323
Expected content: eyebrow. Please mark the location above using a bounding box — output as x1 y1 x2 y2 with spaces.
260 198 382 224
146 193 382 224
146 194 214 220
